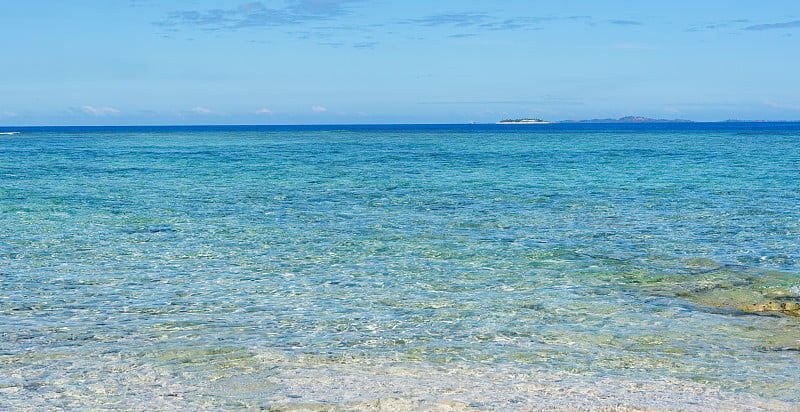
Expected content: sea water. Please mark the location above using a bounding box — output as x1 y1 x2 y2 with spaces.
1 123 799 410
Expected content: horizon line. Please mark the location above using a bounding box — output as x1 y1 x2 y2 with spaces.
3 119 800 128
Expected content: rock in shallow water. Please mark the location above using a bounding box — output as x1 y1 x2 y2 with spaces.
738 302 800 317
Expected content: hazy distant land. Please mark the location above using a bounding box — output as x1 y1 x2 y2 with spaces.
499 116 799 124
499 116 691 124
558 116 693 123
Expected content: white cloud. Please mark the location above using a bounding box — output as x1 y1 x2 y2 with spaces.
190 106 213 114
81 106 121 116
764 101 800 111
256 108 273 114
0 111 17 118
311 105 328 112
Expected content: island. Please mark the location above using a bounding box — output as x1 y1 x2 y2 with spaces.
497 116 694 124
558 116 693 123
497 118 550 124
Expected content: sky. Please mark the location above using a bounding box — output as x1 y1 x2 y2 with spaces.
2 0 800 125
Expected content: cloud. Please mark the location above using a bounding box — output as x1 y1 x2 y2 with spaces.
0 111 18 118
402 12 553 31
256 108 273 114
764 101 800 111
158 0 362 30
311 105 328 112
608 19 642 26
400 13 642 34
81 106 121 116
743 20 800 31
685 19 749 32
291 0 361 17
164 10 238 28
353 41 378 48
157 4 641 46
404 12 490 27
190 107 213 114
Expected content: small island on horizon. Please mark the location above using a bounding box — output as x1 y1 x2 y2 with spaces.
498 116 694 124
559 116 694 123
495 116 799 124
497 118 550 124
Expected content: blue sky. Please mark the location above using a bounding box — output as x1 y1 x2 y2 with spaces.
2 0 799 125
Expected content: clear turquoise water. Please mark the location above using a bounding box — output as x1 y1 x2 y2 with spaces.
1 124 799 410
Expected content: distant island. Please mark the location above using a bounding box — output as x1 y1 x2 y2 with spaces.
723 119 773 123
497 118 550 124
497 116 694 124
558 116 694 123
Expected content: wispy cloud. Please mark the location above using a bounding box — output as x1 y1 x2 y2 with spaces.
400 12 649 34
687 18 800 33
483 18 550 31
190 107 213 114
764 101 800 111
291 0 361 17
403 12 490 27
256 108 273 114
311 105 328 112
163 9 239 28
685 19 749 32
353 41 378 48
608 19 642 26
81 106 121 116
743 20 800 31
157 0 362 30
157 4 645 47
401 12 553 31
0 111 18 118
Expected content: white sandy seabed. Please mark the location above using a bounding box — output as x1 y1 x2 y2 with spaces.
201 356 797 411
3 350 797 411
2 333 799 412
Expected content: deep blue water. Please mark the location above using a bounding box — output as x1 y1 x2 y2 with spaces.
1 123 799 410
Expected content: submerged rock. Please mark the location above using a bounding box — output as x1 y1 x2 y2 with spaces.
738 302 800 317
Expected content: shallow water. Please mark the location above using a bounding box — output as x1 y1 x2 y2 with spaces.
1 124 799 410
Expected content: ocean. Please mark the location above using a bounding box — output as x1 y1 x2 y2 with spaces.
1 123 799 410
